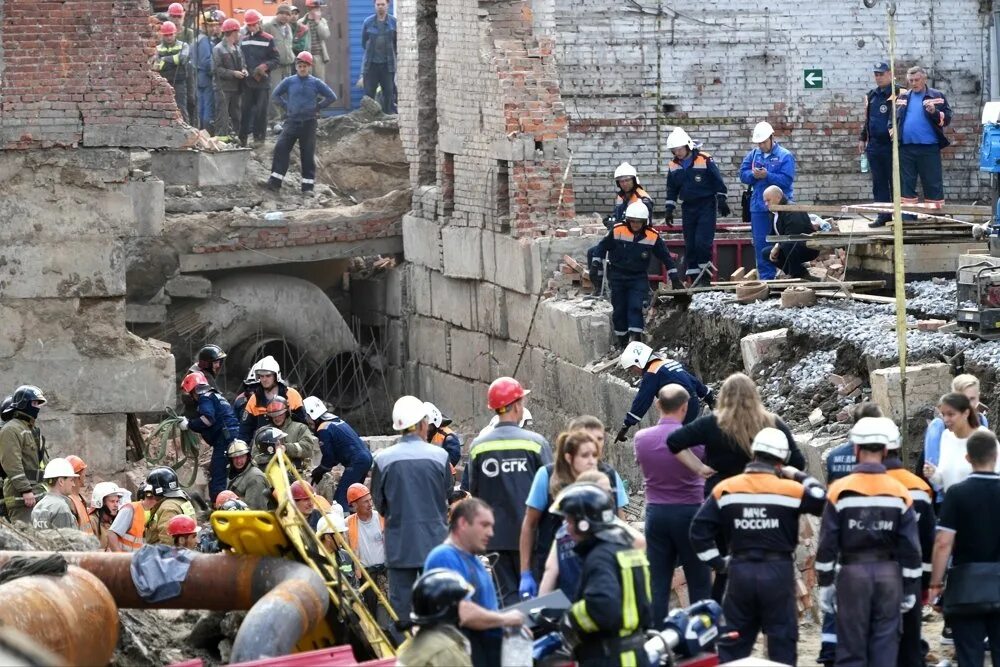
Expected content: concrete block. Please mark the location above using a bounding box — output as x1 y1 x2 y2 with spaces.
476 283 508 338
505 291 537 343
0 240 126 298
430 270 477 330
532 299 612 366
165 274 213 299
125 303 167 324
362 435 398 453
385 319 405 367
41 412 128 478
384 267 404 318
554 358 602 418
740 328 789 375
482 231 543 295
149 149 251 187
449 328 491 382
408 264 434 316
442 226 484 279
418 365 479 427
350 275 388 325
870 362 953 423
128 179 165 237
402 213 441 270
407 316 449 371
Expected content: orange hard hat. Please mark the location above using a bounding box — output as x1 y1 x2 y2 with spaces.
167 2 184 16
167 515 199 537
290 480 311 501
160 20 178 36
221 17 240 32
346 483 370 504
243 9 262 25
180 371 208 394
486 376 529 412
65 455 87 474
214 490 240 509
296 51 314 66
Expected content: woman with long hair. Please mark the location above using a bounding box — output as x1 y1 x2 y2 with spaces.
919 374 988 501
924 392 992 493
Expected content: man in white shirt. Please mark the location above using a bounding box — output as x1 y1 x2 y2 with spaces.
345 483 388 615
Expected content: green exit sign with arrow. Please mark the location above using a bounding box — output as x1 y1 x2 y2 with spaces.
804 69 824 89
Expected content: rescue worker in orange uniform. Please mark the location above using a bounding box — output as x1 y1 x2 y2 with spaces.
109 483 157 552
65 455 94 536
238 355 307 442
346 482 388 615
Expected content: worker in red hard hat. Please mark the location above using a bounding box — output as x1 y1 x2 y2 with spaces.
238 9 280 147
167 515 201 550
464 378 552 606
166 3 194 41
212 17 248 137
154 20 192 124
290 479 323 529
179 370 240 504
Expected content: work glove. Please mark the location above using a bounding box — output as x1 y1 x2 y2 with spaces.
819 585 837 614
519 571 538 599
717 194 731 218
615 425 630 443
664 205 675 227
703 390 715 409
900 594 917 613
178 417 189 431
310 465 331 486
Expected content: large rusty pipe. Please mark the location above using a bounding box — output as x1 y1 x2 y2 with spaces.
0 552 329 662
0 565 118 666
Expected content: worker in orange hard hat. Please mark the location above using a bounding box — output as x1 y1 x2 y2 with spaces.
64 455 95 536
345 482 388 615
167 515 201 550
290 479 323 530
213 489 240 510
463 378 552 605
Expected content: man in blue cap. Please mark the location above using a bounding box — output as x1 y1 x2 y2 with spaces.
859 62 902 226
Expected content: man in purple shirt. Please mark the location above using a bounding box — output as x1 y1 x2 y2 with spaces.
634 383 712 627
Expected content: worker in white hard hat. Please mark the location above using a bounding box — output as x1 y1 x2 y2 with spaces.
614 341 712 443
370 396 451 621
690 427 826 665
664 127 729 287
590 200 685 347
739 120 797 280
30 458 80 530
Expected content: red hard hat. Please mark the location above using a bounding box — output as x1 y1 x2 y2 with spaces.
214 489 239 509
243 9 262 24
167 515 199 537
221 18 240 32
65 455 87 474
290 480 311 501
160 20 178 36
180 371 208 394
486 376 529 411
296 51 314 65
346 483 370 504
167 2 184 16
305 0 322 6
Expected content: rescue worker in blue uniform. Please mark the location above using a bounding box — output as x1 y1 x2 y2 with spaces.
591 201 683 347
303 396 372 512
895 65 951 209
424 402 462 467
816 417 923 667
179 370 240 503
614 341 712 443
690 427 826 665
588 162 657 295
860 62 902 226
664 127 729 287
739 121 796 280
554 483 653 667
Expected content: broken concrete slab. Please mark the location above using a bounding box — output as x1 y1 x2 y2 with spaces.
482 230 543 295
870 362 952 423
402 213 442 270
125 303 167 324
442 226 484 279
128 179 165 237
149 148 251 187
476 283 508 339
165 274 213 299
0 240 126 299
740 328 789 375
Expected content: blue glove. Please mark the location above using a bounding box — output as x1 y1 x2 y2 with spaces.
519 571 538 599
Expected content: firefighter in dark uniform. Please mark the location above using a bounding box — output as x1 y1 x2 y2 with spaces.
591 201 684 348
689 427 826 665
553 483 653 667
816 417 923 667
663 127 729 287
188 344 227 388
860 62 902 226
615 341 712 443
882 417 935 667
179 371 240 504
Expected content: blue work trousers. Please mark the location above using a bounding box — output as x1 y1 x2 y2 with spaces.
749 210 777 280
645 503 712 628
867 143 893 223
900 143 944 204
609 276 649 336
209 435 233 504
198 84 215 131
682 197 716 279
835 561 902 667
720 559 798 665
332 453 373 512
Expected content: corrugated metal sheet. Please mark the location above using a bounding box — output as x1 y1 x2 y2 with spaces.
347 0 370 109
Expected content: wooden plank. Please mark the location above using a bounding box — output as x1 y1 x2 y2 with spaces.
814 291 897 304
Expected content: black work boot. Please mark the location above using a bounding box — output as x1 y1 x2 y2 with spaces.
629 332 643 343
616 334 629 348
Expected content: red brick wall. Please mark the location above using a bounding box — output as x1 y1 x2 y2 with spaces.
1 0 192 149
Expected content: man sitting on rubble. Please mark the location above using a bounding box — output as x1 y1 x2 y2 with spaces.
763 185 820 280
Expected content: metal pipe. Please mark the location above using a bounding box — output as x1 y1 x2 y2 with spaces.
0 565 118 666
0 552 329 662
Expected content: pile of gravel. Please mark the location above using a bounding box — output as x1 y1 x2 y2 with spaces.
906 279 956 319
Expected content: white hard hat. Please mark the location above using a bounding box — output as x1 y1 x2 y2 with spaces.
666 127 694 150
244 359 264 383
483 407 533 435
751 121 775 143
624 201 650 221
522 407 533 427
90 481 126 509
620 341 654 370
254 355 281 377
424 402 444 428
392 395 427 431
751 427 790 463
851 416 899 449
43 458 79 480
227 439 251 457
316 509 348 536
303 396 329 421
613 162 638 180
